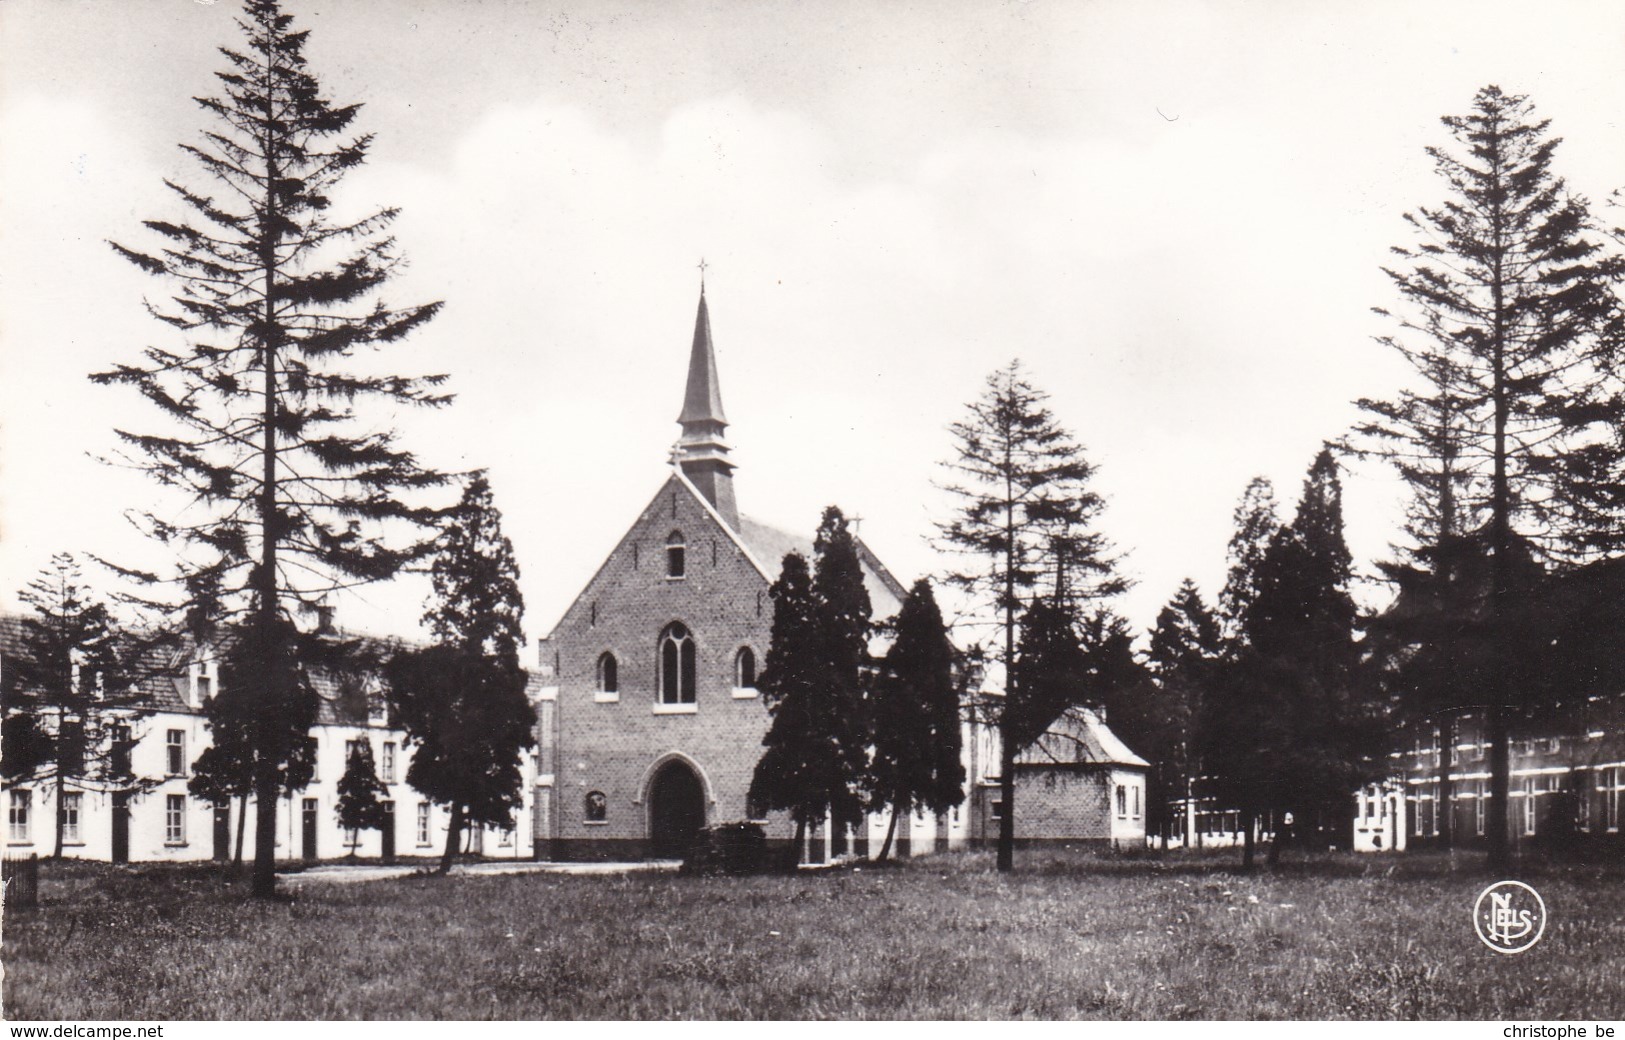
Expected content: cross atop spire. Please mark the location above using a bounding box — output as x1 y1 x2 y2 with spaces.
673 283 737 527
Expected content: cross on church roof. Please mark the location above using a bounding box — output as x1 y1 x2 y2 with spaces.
697 257 708 291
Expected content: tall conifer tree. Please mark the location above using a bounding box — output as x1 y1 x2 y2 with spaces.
867 579 962 861
94 0 450 896
386 475 534 875
1359 86 1625 868
937 360 1122 871
750 551 867 857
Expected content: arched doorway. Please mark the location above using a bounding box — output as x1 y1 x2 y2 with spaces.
648 759 706 857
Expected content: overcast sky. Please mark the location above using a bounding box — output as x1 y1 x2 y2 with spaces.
3 0 1624 651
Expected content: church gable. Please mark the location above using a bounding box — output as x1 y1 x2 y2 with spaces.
549 471 771 646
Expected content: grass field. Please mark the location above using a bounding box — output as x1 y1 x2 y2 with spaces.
3 849 1622 1020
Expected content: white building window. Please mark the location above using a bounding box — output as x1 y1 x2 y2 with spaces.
1131 784 1141 819
498 828 513 848
1116 785 1127 819
417 802 431 846
1523 777 1537 836
1607 767 1621 832
382 742 397 785
1475 781 1486 836
61 792 82 844
166 730 186 777
8 789 31 843
166 794 187 845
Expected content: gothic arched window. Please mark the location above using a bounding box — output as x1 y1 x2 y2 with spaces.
735 646 757 690
658 622 696 704
666 530 686 579
596 652 618 695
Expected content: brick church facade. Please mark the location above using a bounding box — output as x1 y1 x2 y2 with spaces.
531 288 913 860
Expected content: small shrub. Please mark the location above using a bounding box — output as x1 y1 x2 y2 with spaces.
681 821 769 876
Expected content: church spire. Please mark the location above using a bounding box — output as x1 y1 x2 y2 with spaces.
673 279 738 528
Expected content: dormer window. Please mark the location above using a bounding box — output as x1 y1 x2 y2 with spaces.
666 530 686 579
188 657 215 708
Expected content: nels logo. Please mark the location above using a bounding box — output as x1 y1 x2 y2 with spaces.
1473 881 1547 954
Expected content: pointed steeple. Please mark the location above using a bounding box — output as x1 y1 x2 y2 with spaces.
678 289 728 427
673 284 739 528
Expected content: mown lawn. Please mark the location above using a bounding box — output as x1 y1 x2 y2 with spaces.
3 849 1622 1020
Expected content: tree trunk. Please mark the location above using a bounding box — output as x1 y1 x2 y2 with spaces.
791 816 807 871
250 765 279 898
1241 808 1255 870
1267 810 1285 867
998 454 1017 874
997 723 1016 872
875 809 899 862
234 792 248 870
249 24 287 904
52 773 66 860
1485 159 1512 875
438 803 465 875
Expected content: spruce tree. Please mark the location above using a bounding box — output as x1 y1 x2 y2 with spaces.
868 579 962 861
93 0 450 897
936 360 1122 871
1359 85 1625 869
385 475 534 875
1140 579 1222 846
335 739 389 859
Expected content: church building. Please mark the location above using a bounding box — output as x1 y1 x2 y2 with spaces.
531 288 927 861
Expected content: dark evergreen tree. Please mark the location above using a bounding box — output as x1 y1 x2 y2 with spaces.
189 631 320 868
1010 598 1092 754
1138 580 1222 845
93 0 451 897
1206 451 1383 866
1358 85 1625 869
6 554 142 858
1217 477 1280 642
748 547 868 860
385 475 534 875
936 360 1123 871
335 738 389 859
867 579 963 861
811 506 873 775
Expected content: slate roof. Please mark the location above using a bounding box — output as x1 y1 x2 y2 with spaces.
736 514 909 621
1015 705 1150 770
1 612 416 727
